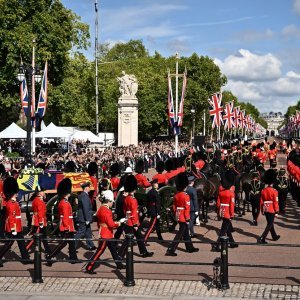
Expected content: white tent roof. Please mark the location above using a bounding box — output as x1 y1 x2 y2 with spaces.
35 122 72 138
71 130 102 143
0 122 27 139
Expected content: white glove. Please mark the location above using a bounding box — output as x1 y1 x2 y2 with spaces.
157 215 160 219
12 231 17 236
39 223 44 229
85 221 90 225
195 212 199 216
119 218 127 224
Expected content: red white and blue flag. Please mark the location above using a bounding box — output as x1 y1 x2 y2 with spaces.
20 78 29 117
233 106 241 128
208 92 223 128
223 101 235 130
177 70 187 127
240 110 247 129
36 62 48 118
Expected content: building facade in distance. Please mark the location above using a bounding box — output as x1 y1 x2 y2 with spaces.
260 112 284 136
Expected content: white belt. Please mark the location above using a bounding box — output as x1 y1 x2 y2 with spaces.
15 216 21 219
60 215 73 218
264 201 272 204
220 204 229 207
176 207 184 210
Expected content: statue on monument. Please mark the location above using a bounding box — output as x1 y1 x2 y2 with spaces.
117 71 138 97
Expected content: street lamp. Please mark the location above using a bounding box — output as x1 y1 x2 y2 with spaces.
191 107 195 145
17 62 41 162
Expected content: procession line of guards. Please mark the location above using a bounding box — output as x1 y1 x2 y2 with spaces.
0 138 295 274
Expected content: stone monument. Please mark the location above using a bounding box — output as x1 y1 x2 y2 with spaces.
117 71 138 146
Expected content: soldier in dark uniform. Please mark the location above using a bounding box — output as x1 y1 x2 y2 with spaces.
249 171 264 226
274 168 289 214
75 182 96 250
144 179 163 241
186 176 199 238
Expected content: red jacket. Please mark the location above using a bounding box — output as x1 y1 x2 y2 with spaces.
32 196 47 227
217 188 235 219
135 173 151 188
58 198 75 232
195 160 205 170
5 199 22 232
268 149 276 160
152 173 167 185
110 176 120 198
96 204 119 238
90 175 98 201
173 191 190 222
260 186 279 214
123 194 139 227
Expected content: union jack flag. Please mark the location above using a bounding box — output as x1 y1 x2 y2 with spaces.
20 78 29 117
36 62 48 118
233 106 241 128
240 110 246 129
208 92 223 128
223 101 235 130
178 71 187 127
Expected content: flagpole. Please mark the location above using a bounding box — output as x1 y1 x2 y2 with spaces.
31 40 36 157
203 111 206 136
175 52 179 156
95 0 99 135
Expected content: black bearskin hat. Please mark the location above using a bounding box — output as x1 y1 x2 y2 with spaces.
57 178 72 198
64 161 76 173
135 159 144 174
165 159 173 172
88 162 98 176
263 169 277 185
156 161 165 173
3 177 19 199
175 172 189 191
221 170 235 190
110 162 120 177
0 164 5 176
124 175 138 193
198 151 207 161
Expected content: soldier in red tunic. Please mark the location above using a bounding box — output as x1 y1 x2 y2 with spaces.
165 172 199 256
212 170 238 252
26 185 51 258
88 162 98 211
46 178 79 265
0 177 30 265
257 169 280 244
110 162 121 199
118 175 154 258
85 190 126 274
152 161 167 188
135 159 151 189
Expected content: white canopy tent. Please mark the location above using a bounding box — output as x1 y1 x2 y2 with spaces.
71 130 102 143
0 122 27 139
35 122 72 139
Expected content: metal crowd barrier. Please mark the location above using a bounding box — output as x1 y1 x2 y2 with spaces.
0 234 299 289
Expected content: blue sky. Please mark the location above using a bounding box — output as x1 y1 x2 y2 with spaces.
61 0 300 113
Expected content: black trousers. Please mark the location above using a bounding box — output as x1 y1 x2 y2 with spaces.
48 231 78 260
250 194 260 222
144 216 163 241
167 222 193 253
118 225 147 258
0 232 29 260
26 226 51 254
260 213 278 240
217 218 235 243
278 189 288 212
0 208 5 238
85 240 122 272
74 222 95 249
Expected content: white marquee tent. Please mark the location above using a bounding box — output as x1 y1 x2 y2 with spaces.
71 130 102 143
0 122 27 139
35 122 72 139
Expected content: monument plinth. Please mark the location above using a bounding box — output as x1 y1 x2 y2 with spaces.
117 71 138 146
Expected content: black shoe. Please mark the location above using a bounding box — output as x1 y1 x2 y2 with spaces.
190 234 196 238
251 220 258 226
187 247 199 253
165 251 177 256
257 238 267 244
141 251 154 258
85 269 96 274
116 262 125 269
45 255 53 266
70 259 80 264
229 243 239 248
88 246 97 251
211 245 220 252
22 258 33 265
273 235 280 241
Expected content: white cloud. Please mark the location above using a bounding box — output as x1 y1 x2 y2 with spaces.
166 36 190 53
293 0 300 15
215 49 282 81
234 29 275 42
281 24 300 38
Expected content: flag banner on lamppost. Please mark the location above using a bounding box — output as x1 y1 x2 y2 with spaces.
223 101 235 131
36 61 48 118
208 92 223 128
20 78 29 117
167 70 187 135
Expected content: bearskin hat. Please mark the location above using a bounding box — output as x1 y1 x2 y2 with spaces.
198 151 207 161
88 162 98 176
156 161 165 173
165 159 173 172
124 175 138 193
175 172 189 191
172 158 179 170
57 178 72 198
64 161 76 173
263 169 277 185
135 159 144 174
110 162 120 177
3 177 19 199
221 170 235 190
0 164 5 176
